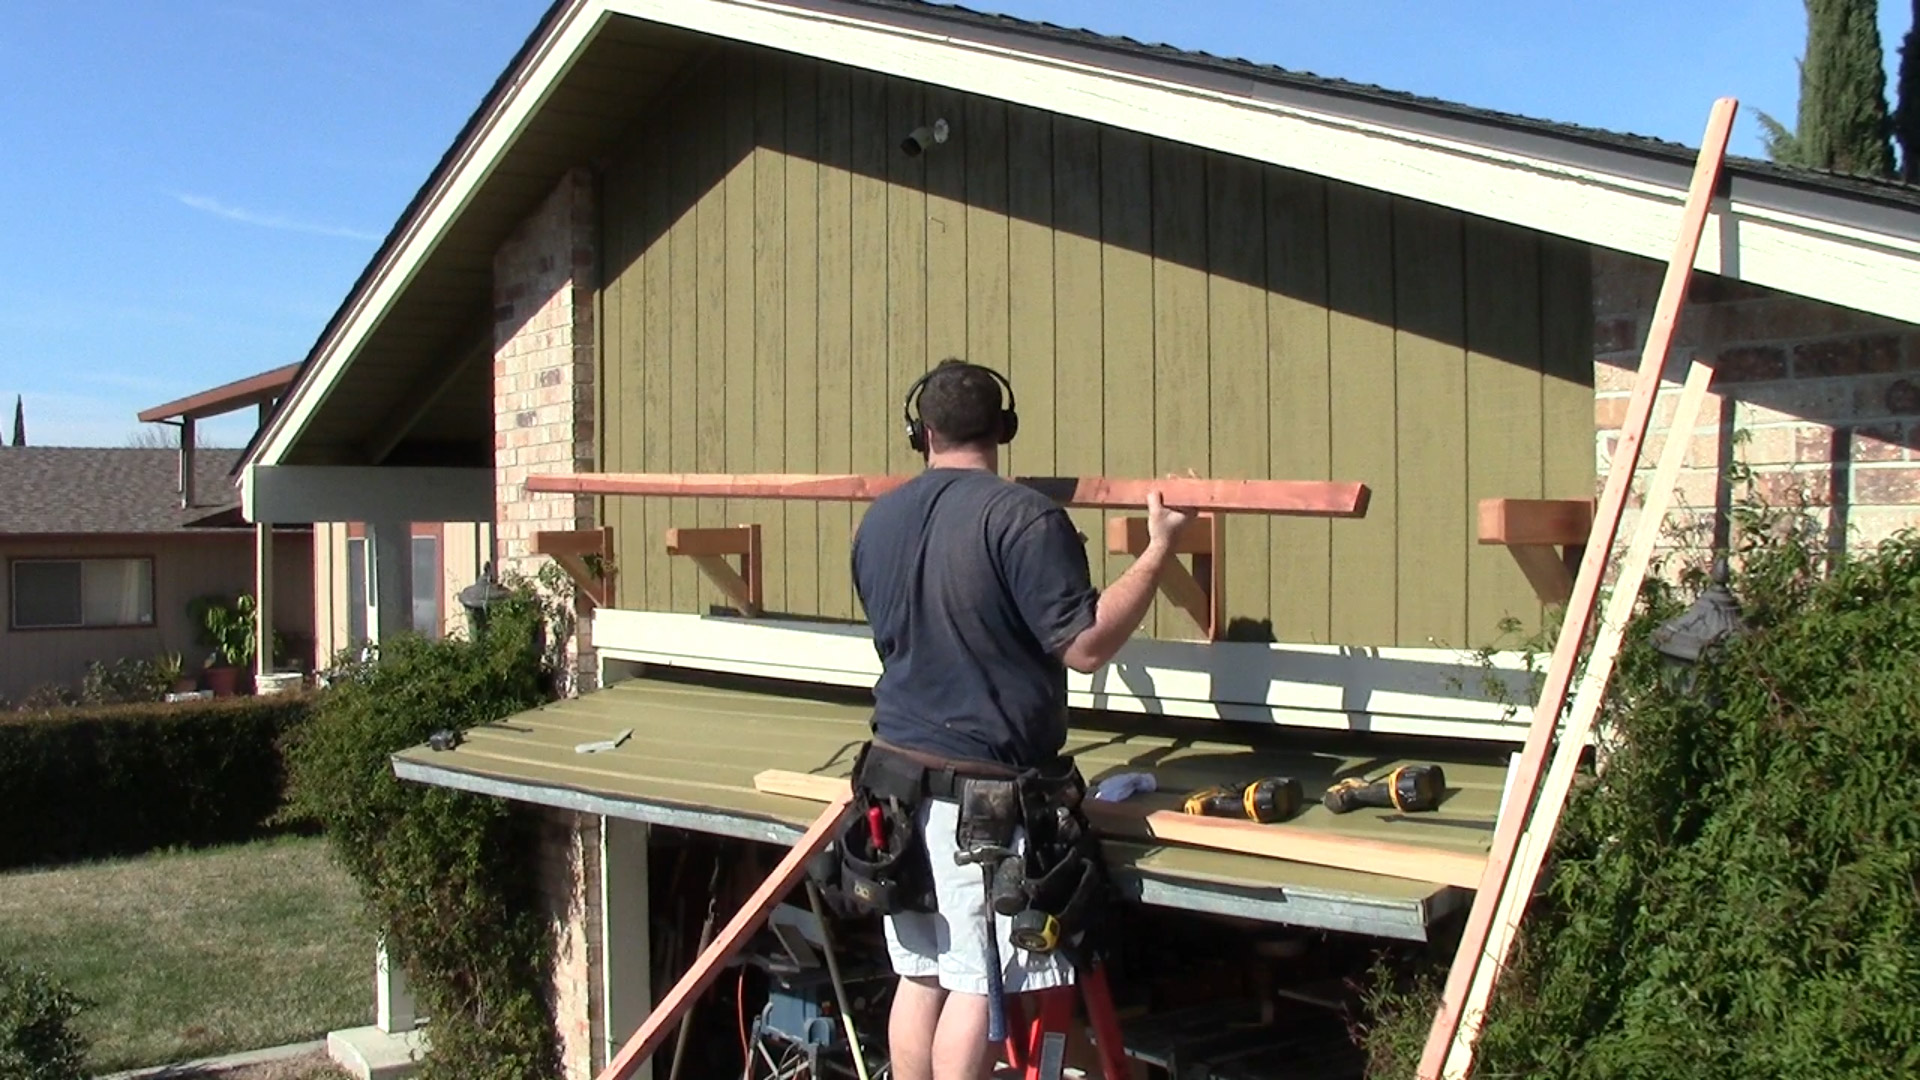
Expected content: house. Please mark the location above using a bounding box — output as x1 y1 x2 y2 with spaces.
0 447 314 704
233 0 1920 1075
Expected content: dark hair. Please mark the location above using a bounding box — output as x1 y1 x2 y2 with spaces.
916 359 1005 448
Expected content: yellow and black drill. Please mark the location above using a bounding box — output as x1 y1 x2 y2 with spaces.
1182 776 1303 824
1322 764 1447 814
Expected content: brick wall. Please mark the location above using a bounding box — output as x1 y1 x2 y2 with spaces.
537 808 605 1080
494 166 599 695
1592 249 1920 564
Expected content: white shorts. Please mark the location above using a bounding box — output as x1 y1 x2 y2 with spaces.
882 797 1077 997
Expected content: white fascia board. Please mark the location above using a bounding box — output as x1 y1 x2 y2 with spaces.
607 0 1920 323
248 1 611 471
243 465 495 524
593 609 1551 743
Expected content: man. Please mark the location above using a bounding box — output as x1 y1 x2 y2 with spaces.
850 358 1192 1080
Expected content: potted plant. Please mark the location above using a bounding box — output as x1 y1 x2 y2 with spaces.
191 594 257 697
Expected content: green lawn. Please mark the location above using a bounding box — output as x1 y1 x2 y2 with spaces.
0 835 370 1072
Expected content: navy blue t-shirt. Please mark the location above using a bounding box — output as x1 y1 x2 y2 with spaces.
851 468 1100 769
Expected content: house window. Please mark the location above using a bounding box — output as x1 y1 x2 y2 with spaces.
10 558 155 630
343 533 441 643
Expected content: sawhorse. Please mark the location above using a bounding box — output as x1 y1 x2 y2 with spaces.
999 961 1131 1080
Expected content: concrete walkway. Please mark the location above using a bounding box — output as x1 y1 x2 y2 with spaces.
95 1039 328 1080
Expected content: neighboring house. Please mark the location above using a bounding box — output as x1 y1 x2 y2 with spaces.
234 1 1920 1075
0 448 314 704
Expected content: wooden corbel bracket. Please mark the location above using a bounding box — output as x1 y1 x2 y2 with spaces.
1477 498 1595 606
533 526 616 607
1105 513 1226 640
666 525 763 617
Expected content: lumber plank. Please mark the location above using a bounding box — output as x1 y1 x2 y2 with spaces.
1105 515 1214 556
1443 358 1719 1078
1476 498 1595 547
663 526 755 557
753 770 1485 890
533 528 613 559
1416 96 1739 1080
597 793 852 1080
525 472 1369 517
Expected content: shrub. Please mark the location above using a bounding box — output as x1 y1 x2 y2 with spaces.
0 694 314 869
78 655 175 706
283 578 565 1080
1359 498 1920 1078
0 960 89 1080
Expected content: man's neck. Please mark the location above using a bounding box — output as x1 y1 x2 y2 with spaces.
925 445 997 473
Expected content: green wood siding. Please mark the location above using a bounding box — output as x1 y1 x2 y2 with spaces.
597 47 1594 649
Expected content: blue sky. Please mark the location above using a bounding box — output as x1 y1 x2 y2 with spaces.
1 1 1912 447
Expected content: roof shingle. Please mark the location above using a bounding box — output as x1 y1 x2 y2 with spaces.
0 448 244 536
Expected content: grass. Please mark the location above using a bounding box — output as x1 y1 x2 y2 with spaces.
0 835 370 1073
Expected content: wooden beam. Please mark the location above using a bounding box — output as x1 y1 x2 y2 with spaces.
596 793 853 1080
1476 498 1594 546
1416 96 1738 1080
525 471 1370 517
665 525 761 616
534 527 615 608
1443 358 1719 1078
753 770 1484 890
1106 513 1226 639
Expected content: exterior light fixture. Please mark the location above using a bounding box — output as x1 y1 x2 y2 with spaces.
458 562 515 637
1649 555 1746 684
901 118 950 157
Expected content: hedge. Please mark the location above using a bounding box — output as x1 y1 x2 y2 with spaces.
0 694 315 870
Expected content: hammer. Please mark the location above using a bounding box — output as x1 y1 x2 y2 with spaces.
954 842 1014 1043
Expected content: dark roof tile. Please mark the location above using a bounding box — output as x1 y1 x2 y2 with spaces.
0 448 244 536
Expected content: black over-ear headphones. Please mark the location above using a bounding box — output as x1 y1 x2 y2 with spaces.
902 362 1019 454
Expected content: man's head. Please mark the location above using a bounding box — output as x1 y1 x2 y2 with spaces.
906 359 1017 458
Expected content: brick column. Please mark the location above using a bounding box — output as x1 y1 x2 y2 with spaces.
494 170 606 1078
494 166 598 695
1591 249 1920 568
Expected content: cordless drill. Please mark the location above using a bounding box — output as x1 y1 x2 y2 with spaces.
1182 776 1303 824
1322 764 1447 814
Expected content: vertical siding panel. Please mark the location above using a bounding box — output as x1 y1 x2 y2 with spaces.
1325 183 1397 645
785 60 821 617
1540 237 1596 503
848 72 891 618
1099 128 1154 629
667 94 702 612
886 78 928 477
1149 144 1210 639
642 131 676 614
1005 104 1055 477
817 65 855 620
924 86 968 365
1391 199 1468 647
1265 169 1333 642
965 96 1010 383
1052 117 1103 596
616 158 649 608
1465 220 1547 642
1205 153 1271 639
599 179 625 608
750 58 787 613
695 63 734 613
727 61 768 610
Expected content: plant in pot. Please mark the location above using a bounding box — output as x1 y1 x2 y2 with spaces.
190 594 257 697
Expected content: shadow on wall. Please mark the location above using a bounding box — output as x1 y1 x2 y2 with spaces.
1594 258 1920 556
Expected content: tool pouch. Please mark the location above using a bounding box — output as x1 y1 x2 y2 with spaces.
955 776 1022 853
836 742 936 917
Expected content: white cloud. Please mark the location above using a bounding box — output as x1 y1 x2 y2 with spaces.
173 193 381 242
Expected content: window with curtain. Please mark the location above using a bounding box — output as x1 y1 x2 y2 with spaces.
10 558 155 630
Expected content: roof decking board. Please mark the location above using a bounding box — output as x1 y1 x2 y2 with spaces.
392 676 1503 937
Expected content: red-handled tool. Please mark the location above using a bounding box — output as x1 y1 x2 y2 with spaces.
867 805 885 848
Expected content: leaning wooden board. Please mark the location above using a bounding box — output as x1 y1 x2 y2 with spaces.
754 769 1486 890
524 471 1371 518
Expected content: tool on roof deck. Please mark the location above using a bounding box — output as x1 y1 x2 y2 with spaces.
574 727 633 754
1323 764 1447 815
1182 776 1304 824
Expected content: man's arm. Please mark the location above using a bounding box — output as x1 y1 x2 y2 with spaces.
1057 491 1191 674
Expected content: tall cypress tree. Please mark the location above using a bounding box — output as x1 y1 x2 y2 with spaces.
1897 0 1919 181
1757 0 1895 177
